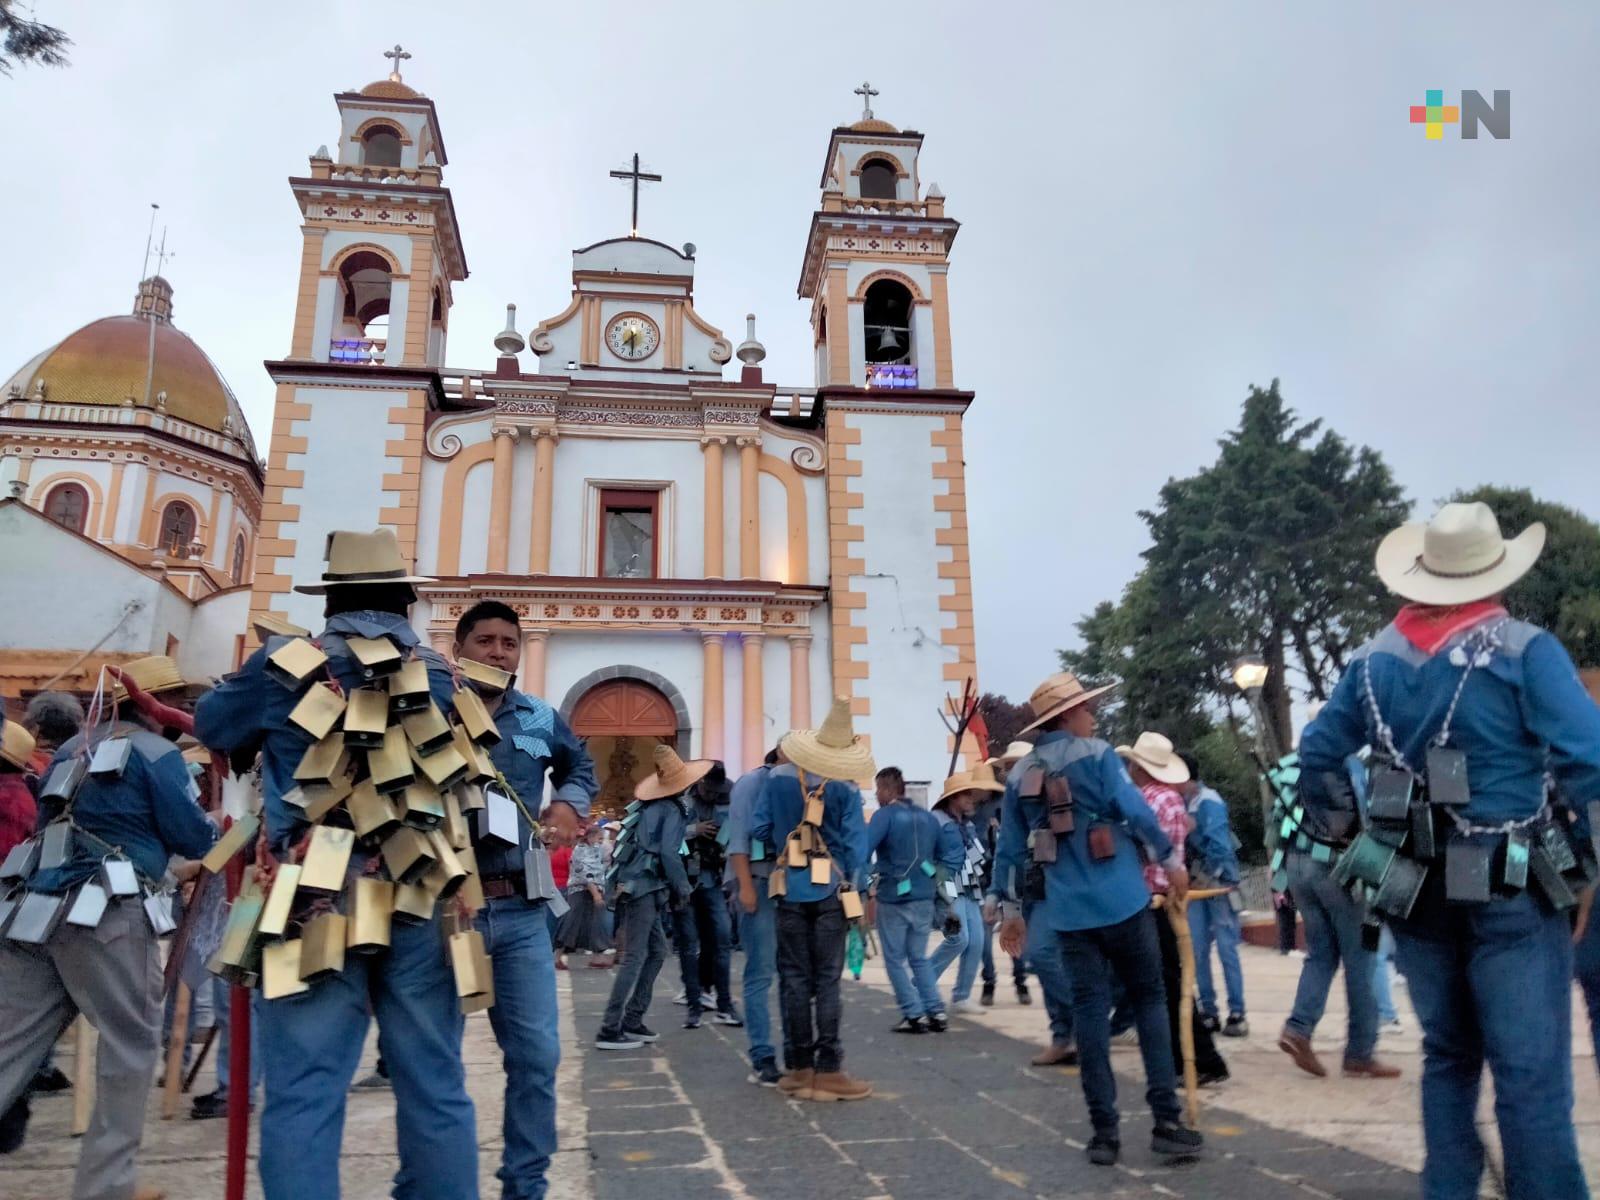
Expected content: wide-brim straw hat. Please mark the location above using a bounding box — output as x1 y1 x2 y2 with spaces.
635 743 716 801
996 740 1034 765
294 528 436 595
1019 672 1115 735
938 768 1004 805
1116 731 1190 785
780 697 876 783
0 720 36 771
111 655 203 702
1375 501 1545 607
968 760 1006 793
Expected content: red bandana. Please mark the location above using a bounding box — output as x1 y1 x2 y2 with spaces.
1393 601 1508 656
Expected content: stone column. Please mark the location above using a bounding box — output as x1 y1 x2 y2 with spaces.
741 631 764 771
701 634 725 761
429 630 452 655
521 629 549 698
702 436 726 578
486 425 518 573
788 634 812 731
738 436 761 578
528 430 557 575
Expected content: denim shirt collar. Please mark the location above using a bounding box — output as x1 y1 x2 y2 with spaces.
324 611 421 648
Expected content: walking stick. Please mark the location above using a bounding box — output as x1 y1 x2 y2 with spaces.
71 1017 95 1137
161 981 192 1119
1155 887 1230 1128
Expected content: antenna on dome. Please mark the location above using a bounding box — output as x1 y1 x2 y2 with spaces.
140 203 160 281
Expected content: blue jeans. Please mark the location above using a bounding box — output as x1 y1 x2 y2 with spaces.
477 896 560 1200
1058 909 1180 1134
1373 925 1399 1023
213 982 262 1097
258 915 476 1200
929 896 984 1003
674 881 733 1011
876 899 943 1019
1573 905 1600 1078
1284 851 1377 1061
981 920 1025 987
741 882 786 1068
1394 891 1587 1200
1188 894 1246 1020
1023 898 1074 1046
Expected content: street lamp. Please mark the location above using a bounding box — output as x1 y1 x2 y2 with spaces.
1232 654 1279 856
1231 656 1269 694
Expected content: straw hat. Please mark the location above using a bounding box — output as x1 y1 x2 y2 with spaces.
996 740 1034 765
1375 502 1545 607
1115 731 1190 785
939 767 1004 805
294 528 436 595
1019 672 1115 735
111 655 201 702
635 743 716 801
968 760 1006 793
0 720 36 771
780 697 876 783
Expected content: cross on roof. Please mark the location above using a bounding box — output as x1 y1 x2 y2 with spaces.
609 152 663 238
384 44 411 82
854 80 879 121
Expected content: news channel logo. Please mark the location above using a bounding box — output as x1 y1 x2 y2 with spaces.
1409 89 1510 140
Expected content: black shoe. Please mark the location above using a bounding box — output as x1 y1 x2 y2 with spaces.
1086 1133 1120 1166
683 1011 701 1030
1200 1013 1222 1034
190 1090 234 1121
29 1066 70 1094
891 1016 926 1034
748 1060 783 1087
980 983 995 1007
1015 982 1032 1006
0 1095 29 1155
1197 1064 1230 1087
595 1028 644 1050
1151 1123 1204 1159
925 1013 948 1034
1222 1015 1249 1038
623 1023 659 1043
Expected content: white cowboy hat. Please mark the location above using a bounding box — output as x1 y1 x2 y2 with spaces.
634 743 715 801
1374 502 1545 606
1018 672 1116 735
1115 732 1191 785
996 740 1034 765
294 528 436 595
780 697 876 783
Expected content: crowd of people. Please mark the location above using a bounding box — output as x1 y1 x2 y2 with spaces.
0 499 1598 1200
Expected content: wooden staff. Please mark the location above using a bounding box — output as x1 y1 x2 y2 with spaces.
161 981 191 1119
71 1017 95 1137
1154 887 1230 1127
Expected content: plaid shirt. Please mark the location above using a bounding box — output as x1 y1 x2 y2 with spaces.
1138 781 1189 895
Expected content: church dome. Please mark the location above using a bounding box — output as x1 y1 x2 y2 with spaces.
360 78 422 100
3 277 254 453
850 118 899 133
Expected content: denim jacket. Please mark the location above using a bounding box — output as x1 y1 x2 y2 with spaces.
478 689 596 879
751 764 867 903
31 724 216 893
1300 619 1600 824
1185 785 1241 886
992 731 1175 933
612 795 690 901
723 764 773 883
867 800 953 904
195 611 456 854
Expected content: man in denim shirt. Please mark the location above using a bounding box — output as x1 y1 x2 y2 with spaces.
195 530 477 1200
1175 751 1247 1037
451 601 595 1200
726 747 786 1084
1300 503 1600 1200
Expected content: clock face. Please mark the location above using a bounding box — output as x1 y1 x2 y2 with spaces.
605 314 660 362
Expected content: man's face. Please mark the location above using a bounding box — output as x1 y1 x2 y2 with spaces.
455 618 521 676
950 791 976 819
1063 704 1097 738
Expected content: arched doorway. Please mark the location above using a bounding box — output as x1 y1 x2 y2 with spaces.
567 676 686 817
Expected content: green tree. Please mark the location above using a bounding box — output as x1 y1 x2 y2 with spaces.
1451 485 1600 667
0 1 69 75
974 692 1034 756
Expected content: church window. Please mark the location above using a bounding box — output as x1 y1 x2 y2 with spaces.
158 501 198 558
43 483 88 533
331 251 394 362
361 125 403 168
232 534 248 582
863 279 913 365
598 489 659 579
859 158 898 200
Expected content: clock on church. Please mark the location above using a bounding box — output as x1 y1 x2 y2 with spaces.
605 313 659 362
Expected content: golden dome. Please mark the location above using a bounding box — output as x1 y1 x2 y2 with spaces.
360 78 422 100
850 118 899 133
4 277 250 444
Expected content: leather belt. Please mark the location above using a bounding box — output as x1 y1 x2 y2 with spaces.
481 875 528 900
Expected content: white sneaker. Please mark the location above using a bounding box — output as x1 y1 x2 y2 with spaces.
952 999 984 1015
1380 1017 1404 1037
672 989 689 1005
1111 1029 1138 1047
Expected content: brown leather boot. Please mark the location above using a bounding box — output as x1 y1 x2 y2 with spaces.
1342 1057 1402 1079
1277 1028 1327 1078
1031 1042 1080 1067
133 1187 166 1200
806 1071 873 1101
776 1068 813 1096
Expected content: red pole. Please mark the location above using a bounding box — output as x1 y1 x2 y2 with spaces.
221 802 251 1200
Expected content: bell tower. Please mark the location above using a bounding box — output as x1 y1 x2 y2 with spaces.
801 87 980 786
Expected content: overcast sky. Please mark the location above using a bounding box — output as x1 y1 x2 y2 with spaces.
4 2 1596 701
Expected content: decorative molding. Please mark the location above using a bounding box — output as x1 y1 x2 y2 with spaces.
561 406 700 429
703 407 759 426
496 398 559 417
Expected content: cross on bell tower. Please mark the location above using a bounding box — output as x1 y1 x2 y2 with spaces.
383 43 411 82
609 152 663 238
854 80 880 121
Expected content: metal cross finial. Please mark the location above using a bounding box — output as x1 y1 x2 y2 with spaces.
854 80 880 121
608 152 663 238
384 44 411 82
